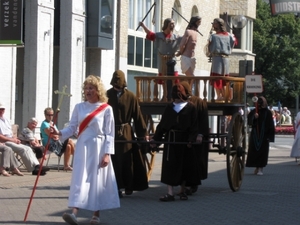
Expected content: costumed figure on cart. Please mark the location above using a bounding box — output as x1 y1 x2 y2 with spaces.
139 18 182 101
208 18 236 100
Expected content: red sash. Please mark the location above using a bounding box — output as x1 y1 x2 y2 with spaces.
78 103 109 137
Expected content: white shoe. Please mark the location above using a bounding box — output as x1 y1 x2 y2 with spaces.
62 213 78 225
257 168 263 176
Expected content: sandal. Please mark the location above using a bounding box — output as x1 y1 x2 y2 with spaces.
177 192 188 200
159 194 175 202
90 216 100 224
184 188 193 196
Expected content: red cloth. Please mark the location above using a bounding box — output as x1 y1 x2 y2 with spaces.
210 73 229 89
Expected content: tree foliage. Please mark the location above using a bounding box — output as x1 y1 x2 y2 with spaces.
254 0 300 107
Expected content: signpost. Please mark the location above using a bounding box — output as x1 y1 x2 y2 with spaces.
269 0 300 16
0 0 23 45
245 75 263 93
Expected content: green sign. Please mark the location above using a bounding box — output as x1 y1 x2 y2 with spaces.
269 0 300 15
0 0 23 45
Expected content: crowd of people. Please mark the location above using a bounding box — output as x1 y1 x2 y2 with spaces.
1 15 299 225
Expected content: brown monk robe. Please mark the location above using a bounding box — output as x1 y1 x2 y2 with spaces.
107 70 149 198
180 81 210 194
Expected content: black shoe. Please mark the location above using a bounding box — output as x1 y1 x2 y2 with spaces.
32 170 46 176
125 189 133 195
32 165 49 176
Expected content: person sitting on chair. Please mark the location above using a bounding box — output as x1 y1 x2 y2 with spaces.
40 107 75 171
18 117 45 164
0 102 49 175
0 143 24 176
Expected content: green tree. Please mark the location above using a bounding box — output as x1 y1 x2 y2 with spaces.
254 0 300 108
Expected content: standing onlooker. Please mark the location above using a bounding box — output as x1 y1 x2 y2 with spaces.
139 18 182 101
18 117 45 163
269 106 277 127
177 16 201 87
52 75 120 224
208 18 236 100
40 108 75 171
290 111 300 163
107 70 149 198
0 103 49 175
150 83 198 201
246 96 275 175
0 143 23 176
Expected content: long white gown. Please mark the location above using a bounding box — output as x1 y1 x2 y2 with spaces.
290 112 300 158
60 101 120 211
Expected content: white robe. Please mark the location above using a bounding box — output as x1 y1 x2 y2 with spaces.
290 112 300 158
60 101 120 211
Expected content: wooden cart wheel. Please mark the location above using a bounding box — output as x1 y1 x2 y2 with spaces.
226 112 246 192
142 151 156 181
141 114 156 181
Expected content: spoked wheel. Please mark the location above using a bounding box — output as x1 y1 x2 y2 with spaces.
142 151 156 181
142 114 156 181
226 112 246 192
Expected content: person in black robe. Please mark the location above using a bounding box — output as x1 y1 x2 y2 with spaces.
107 70 149 198
180 81 209 194
150 83 198 201
246 96 275 175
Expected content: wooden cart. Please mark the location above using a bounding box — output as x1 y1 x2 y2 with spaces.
134 75 247 192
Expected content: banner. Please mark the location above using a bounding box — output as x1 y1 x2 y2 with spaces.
269 0 300 15
0 0 23 45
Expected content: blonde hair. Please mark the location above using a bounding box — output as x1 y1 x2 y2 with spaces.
82 75 108 103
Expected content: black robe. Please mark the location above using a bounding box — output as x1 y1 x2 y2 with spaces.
246 107 275 168
107 87 148 191
189 96 209 181
153 102 199 186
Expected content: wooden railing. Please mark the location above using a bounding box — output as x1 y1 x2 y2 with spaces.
134 76 245 104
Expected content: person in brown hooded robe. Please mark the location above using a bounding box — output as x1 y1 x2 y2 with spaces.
246 96 275 176
180 81 209 194
150 83 198 201
107 70 149 198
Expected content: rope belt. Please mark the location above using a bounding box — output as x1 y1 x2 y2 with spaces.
211 53 229 58
115 123 129 136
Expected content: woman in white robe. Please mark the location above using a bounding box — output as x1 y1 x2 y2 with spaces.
290 111 300 163
53 75 120 225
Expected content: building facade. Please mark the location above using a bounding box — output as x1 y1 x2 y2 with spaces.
0 0 256 130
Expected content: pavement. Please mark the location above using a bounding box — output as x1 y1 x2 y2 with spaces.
0 135 299 225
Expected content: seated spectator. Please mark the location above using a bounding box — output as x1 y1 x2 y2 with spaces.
40 107 75 171
281 107 292 124
269 106 276 126
18 117 45 163
0 102 49 175
0 143 24 176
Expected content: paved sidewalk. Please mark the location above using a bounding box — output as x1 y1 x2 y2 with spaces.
0 136 299 225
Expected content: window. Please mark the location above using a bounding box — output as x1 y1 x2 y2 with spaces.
171 0 182 31
128 0 158 70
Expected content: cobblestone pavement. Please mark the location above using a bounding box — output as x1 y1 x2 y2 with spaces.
0 135 299 225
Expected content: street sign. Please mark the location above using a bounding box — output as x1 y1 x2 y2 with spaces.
245 75 263 93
